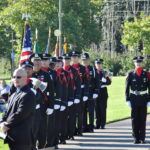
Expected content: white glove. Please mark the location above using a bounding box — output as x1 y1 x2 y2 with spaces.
102 77 107 83
93 94 98 99
60 106 66 111
126 101 131 107
54 104 60 110
46 108 53 115
74 99 80 104
68 101 73 107
83 96 88 102
1 89 8 95
31 88 37 95
147 102 150 107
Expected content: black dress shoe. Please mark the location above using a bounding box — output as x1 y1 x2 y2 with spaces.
95 126 100 129
83 128 90 132
78 133 83 136
134 140 140 144
101 126 105 129
62 140 66 144
55 145 59 149
141 140 146 144
70 136 74 140
90 129 94 133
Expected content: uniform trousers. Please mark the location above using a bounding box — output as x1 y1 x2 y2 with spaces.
95 93 108 128
131 105 147 141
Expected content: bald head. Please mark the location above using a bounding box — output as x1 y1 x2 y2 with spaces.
12 68 27 88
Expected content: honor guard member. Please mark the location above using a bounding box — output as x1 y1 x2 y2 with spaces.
50 57 56 70
41 54 56 83
63 53 81 140
126 56 150 144
95 58 111 129
41 54 61 149
71 50 89 136
20 61 44 150
81 53 99 132
30 53 55 149
55 57 68 146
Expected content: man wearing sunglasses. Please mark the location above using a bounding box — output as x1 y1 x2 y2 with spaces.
30 53 55 150
0 68 36 150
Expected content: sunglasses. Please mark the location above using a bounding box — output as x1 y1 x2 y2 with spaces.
13 76 22 79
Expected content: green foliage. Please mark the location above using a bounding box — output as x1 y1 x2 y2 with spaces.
0 57 11 79
0 0 102 58
122 13 150 54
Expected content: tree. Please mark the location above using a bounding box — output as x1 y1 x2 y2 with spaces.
0 0 102 58
122 13 150 55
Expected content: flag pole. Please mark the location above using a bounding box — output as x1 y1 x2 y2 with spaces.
48 27 51 54
34 28 39 53
59 0 63 56
35 28 38 40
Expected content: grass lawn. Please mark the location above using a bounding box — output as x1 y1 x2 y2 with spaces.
107 76 150 123
0 76 150 149
0 139 8 150
107 76 130 123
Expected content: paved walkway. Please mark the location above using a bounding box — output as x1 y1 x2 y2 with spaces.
59 117 150 150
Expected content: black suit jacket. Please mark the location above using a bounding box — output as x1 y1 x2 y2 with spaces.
2 85 36 145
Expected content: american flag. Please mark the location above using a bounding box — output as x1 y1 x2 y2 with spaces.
20 21 32 63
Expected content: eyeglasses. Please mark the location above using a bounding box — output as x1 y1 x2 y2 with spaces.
12 76 22 79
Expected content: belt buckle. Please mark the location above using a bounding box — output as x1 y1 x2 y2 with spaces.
135 90 139 95
137 91 140 95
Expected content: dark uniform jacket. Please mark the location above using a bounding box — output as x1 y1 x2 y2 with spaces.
72 64 89 97
56 68 68 106
85 65 99 99
95 68 111 99
125 70 150 106
42 67 62 106
64 65 81 102
2 85 36 145
32 69 54 114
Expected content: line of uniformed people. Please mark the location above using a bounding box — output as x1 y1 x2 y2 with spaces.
14 51 111 150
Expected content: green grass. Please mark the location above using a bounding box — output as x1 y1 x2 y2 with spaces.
0 76 150 149
107 76 130 123
107 76 150 123
0 139 8 150
0 74 11 80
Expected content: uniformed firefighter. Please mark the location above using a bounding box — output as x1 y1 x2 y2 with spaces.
30 53 55 149
63 53 81 140
81 53 99 132
20 61 44 150
71 50 89 136
95 58 111 129
126 56 150 144
41 54 62 149
54 57 68 145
